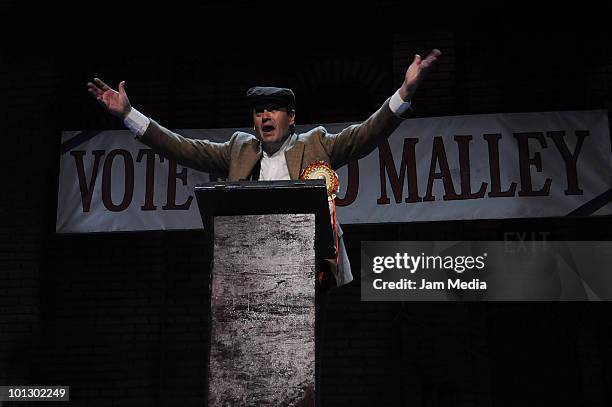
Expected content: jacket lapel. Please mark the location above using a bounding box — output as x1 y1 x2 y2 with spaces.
284 134 304 180
235 139 262 181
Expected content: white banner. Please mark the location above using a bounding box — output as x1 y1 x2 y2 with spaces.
57 110 612 233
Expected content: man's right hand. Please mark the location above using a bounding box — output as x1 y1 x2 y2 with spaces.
87 78 132 119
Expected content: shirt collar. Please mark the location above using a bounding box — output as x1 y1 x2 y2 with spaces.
262 133 294 158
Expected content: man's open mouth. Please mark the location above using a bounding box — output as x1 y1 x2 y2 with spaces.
262 125 275 133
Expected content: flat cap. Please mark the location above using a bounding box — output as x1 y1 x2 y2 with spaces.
246 86 295 110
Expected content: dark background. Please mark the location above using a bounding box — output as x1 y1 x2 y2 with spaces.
2 2 612 406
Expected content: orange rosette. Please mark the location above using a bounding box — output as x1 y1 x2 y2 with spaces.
300 161 339 200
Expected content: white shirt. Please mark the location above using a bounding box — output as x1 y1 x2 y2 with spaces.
259 135 292 180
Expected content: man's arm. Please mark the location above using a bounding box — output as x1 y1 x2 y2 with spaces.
136 117 233 174
320 49 442 168
87 78 232 175
320 96 404 169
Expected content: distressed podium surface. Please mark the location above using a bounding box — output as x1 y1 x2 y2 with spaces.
209 214 316 406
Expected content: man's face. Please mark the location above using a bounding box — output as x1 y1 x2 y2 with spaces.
253 103 295 144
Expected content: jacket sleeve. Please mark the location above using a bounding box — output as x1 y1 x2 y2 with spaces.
136 118 234 175
317 98 405 169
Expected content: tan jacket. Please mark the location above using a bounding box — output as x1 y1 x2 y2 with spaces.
137 98 403 181
137 98 405 287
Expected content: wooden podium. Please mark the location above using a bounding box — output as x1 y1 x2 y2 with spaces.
194 180 334 406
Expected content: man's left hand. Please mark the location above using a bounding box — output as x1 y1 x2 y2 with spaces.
399 49 442 101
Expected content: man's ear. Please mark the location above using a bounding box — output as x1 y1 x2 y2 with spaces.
289 110 296 125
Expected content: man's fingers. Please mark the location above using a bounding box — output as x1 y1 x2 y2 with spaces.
422 49 442 67
118 80 126 95
87 83 103 97
88 85 108 106
419 49 442 72
93 77 112 91
87 87 104 100
429 48 442 59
